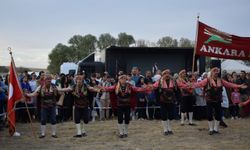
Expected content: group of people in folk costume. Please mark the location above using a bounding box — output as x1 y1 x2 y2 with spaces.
25 67 248 138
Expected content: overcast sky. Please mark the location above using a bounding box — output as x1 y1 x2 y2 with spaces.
0 0 250 68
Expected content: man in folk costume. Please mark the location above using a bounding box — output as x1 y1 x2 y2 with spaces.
58 75 100 138
26 74 59 138
102 75 147 138
177 69 195 126
194 67 247 135
151 69 177 135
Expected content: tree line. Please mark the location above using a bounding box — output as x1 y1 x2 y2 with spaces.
48 32 194 73
0 66 30 74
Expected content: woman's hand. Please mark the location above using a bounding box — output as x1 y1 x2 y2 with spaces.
240 84 248 89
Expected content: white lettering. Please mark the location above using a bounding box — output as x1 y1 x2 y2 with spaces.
238 50 245 57
215 47 222 55
200 45 207 52
208 46 215 53
200 45 248 58
222 49 230 56
231 49 238 56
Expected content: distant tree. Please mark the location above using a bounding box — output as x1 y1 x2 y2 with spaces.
157 36 178 47
179 37 193 47
47 43 76 73
68 34 97 56
117 32 135 47
0 66 9 73
148 42 157 47
17 67 30 73
98 33 117 50
136 39 147 47
172 39 178 47
82 34 97 53
68 35 85 50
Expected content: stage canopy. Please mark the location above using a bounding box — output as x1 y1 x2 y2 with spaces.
221 60 250 73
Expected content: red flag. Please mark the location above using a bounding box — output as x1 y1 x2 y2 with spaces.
7 57 23 136
195 21 250 60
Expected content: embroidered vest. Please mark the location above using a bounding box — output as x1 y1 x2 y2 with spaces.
205 78 223 102
159 79 176 103
116 84 131 106
40 85 57 108
73 84 89 108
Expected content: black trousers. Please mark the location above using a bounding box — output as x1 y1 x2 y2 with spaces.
117 106 130 124
74 107 89 124
137 100 147 119
194 106 207 120
160 103 175 121
207 101 222 121
229 104 240 118
181 96 194 113
41 107 56 125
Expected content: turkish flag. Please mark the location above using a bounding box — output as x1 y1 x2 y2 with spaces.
7 57 23 136
195 21 250 60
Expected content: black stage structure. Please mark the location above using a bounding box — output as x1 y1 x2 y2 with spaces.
78 46 205 77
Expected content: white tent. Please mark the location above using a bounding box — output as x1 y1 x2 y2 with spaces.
60 62 77 74
221 60 250 73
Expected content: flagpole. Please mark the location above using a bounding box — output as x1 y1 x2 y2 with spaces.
8 48 37 139
192 15 200 73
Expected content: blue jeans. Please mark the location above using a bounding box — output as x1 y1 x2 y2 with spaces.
41 107 56 125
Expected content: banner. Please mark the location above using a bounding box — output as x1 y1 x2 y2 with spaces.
195 21 250 60
7 57 23 136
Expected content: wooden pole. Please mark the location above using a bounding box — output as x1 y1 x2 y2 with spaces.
192 15 200 73
8 47 37 139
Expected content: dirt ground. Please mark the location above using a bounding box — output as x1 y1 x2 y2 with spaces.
1 118 250 150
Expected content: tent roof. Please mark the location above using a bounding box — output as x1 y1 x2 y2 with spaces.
221 60 250 73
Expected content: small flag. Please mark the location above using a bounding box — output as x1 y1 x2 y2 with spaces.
7 56 23 136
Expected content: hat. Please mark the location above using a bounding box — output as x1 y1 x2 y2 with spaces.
59 73 65 77
210 67 220 73
201 72 208 78
162 69 170 75
118 75 127 80
179 69 186 76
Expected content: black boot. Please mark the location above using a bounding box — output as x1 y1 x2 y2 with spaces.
219 120 228 128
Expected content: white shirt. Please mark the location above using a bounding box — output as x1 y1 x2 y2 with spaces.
29 80 37 92
152 74 161 82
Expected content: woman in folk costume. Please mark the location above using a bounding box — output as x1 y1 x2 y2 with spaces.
26 74 59 138
151 69 177 135
58 75 101 138
176 69 195 125
102 75 148 138
193 67 247 135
